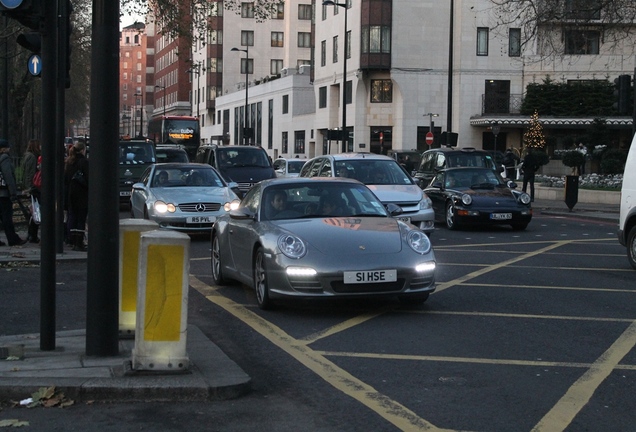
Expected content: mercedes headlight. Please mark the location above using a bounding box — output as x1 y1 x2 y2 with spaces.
278 234 307 259
420 195 432 210
224 199 241 211
407 230 431 254
154 200 176 213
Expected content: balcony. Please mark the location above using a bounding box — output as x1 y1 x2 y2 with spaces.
481 94 524 115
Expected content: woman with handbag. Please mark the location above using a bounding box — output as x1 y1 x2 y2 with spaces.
22 139 41 243
63 142 89 251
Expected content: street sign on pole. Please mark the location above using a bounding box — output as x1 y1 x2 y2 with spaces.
28 54 41 76
425 131 434 146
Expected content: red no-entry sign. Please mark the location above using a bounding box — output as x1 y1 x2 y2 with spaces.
425 132 434 145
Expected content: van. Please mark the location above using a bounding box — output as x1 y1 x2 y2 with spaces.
195 144 276 196
618 133 636 269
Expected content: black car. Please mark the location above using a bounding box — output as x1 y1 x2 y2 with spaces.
195 144 276 196
155 146 189 163
118 139 157 206
414 147 500 188
423 167 532 230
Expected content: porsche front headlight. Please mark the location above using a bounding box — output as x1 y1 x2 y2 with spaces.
407 230 431 254
518 193 531 205
278 234 307 259
461 194 472 206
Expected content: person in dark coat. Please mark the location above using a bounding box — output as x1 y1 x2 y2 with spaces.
522 151 539 202
0 139 27 246
64 142 89 251
503 148 520 179
22 139 41 243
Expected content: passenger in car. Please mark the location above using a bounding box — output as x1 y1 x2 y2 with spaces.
155 170 169 186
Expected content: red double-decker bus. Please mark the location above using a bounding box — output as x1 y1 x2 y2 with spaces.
147 115 200 159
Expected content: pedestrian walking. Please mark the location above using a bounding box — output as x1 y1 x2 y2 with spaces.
521 151 539 202
0 139 27 246
577 143 587 176
64 142 89 251
21 139 41 243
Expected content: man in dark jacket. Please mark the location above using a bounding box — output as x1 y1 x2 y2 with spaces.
0 139 27 246
522 151 539 202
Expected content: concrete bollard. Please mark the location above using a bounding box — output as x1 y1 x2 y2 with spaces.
132 230 190 371
119 219 159 337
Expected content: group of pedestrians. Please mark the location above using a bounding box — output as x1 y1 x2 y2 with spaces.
0 138 89 251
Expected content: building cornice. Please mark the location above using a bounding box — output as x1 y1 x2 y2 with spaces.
470 116 633 128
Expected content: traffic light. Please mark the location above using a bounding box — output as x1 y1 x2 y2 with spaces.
16 31 40 53
613 74 631 115
0 0 43 31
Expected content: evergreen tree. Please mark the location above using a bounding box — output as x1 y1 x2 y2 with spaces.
523 111 546 150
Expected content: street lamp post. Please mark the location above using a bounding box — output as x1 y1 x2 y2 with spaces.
134 92 143 138
323 0 348 153
491 121 500 153
154 85 166 116
231 46 250 145
186 64 201 119
425 112 439 134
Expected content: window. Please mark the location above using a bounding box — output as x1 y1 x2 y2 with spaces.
294 131 306 154
345 81 352 105
322 4 327 20
297 59 310 68
241 30 254 47
240 58 254 74
371 79 392 103
137 51 142 59
298 32 311 48
125 52 130 58
565 30 600 54
208 29 222 45
282 95 289 114
345 30 351 59
241 2 254 18
321 40 326 66
282 131 288 154
509 28 521 57
271 59 283 75
275 3 284 19
298 4 312 20
333 36 338 63
271 32 284 47
123 72 128 80
361 26 391 54
477 27 489 56
319 86 327 108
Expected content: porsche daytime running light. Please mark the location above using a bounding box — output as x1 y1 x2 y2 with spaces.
461 194 472 205
278 234 307 259
154 201 176 213
286 267 317 276
407 230 431 254
519 193 532 205
416 261 436 272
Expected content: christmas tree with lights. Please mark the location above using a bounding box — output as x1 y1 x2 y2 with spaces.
523 111 546 150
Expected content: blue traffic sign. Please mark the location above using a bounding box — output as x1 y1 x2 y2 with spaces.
0 0 24 9
28 54 41 76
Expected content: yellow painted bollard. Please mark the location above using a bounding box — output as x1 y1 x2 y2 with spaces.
132 230 190 371
119 219 159 337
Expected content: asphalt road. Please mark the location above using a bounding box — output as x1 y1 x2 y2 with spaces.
1 212 634 431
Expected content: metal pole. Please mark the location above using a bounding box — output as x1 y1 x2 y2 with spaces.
39 0 58 351
86 0 120 357
342 4 348 153
244 46 249 145
139 94 143 138
447 0 454 133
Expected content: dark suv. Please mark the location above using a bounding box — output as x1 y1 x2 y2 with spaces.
195 145 276 196
414 147 499 188
118 139 156 206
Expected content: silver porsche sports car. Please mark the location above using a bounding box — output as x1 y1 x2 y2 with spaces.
130 163 241 232
211 177 436 309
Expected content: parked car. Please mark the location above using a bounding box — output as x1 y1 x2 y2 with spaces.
273 157 306 178
414 147 500 188
423 167 532 230
155 145 189 163
118 139 157 206
210 177 436 309
129 163 240 232
298 153 435 235
618 133 636 269
195 144 276 196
